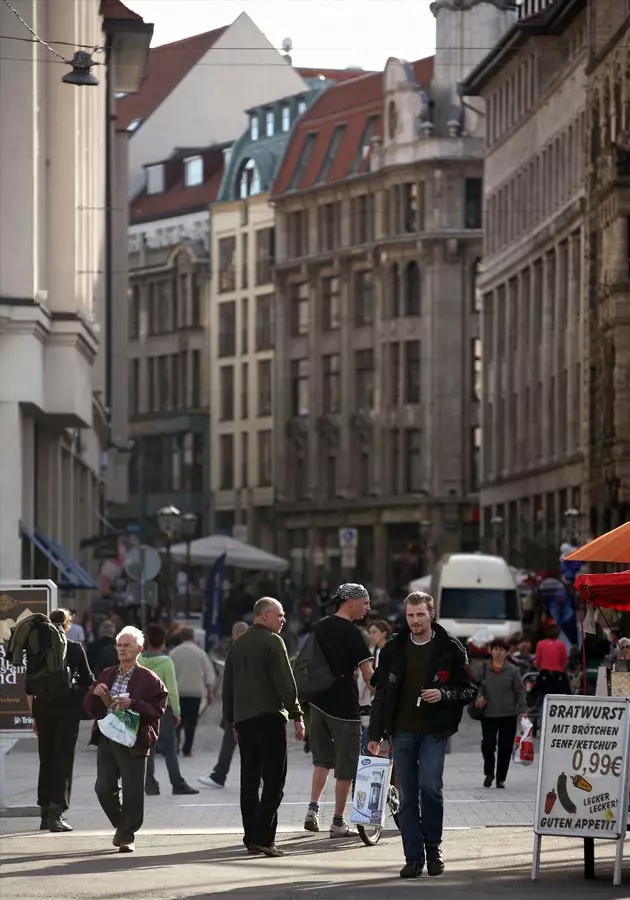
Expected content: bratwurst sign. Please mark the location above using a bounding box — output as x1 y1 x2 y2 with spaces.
534 695 630 840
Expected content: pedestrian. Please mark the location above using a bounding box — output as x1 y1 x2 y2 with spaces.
139 624 199 796
367 620 392 670
303 583 373 838
88 620 118 676
66 609 85 644
169 627 216 757
368 591 476 879
83 625 168 853
223 598 304 857
473 638 528 788
535 625 570 701
358 620 392 752
27 608 94 833
198 621 249 789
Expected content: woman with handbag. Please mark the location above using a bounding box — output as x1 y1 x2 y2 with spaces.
473 638 527 789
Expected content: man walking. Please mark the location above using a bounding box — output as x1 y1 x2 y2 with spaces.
139 624 199 796
368 591 476 879
223 598 304 857
303 583 373 837
198 621 249 789
169 627 216 756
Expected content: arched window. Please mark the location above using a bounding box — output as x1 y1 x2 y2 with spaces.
238 158 261 199
390 263 400 318
404 262 420 316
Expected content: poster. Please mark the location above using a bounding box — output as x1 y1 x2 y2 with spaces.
534 695 630 840
351 755 392 827
0 583 55 734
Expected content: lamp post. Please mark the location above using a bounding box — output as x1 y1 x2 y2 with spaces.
180 512 198 617
157 505 182 621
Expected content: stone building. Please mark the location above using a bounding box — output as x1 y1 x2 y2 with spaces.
269 0 514 598
463 0 589 567
583 0 630 536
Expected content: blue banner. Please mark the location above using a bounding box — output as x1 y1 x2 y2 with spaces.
204 553 226 648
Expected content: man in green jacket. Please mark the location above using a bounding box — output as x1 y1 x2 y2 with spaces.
223 598 304 857
139 624 198 796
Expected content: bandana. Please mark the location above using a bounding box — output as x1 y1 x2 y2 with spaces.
334 583 369 603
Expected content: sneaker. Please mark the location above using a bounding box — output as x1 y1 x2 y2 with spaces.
426 845 444 877
198 775 224 789
119 843 135 853
304 808 320 832
250 844 285 858
400 861 424 879
329 820 353 837
483 775 493 788
172 783 199 795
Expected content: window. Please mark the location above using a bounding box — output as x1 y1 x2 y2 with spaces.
191 273 201 326
472 337 482 400
184 156 203 187
290 359 309 416
322 354 341 413
258 359 272 416
288 133 316 190
171 353 179 408
241 432 249 488
297 100 307 115
256 293 274 350
241 233 249 289
390 264 401 318
265 109 275 137
391 342 400 405
157 281 170 333
241 362 248 418
390 429 400 493
258 431 272 486
288 209 307 257
255 228 275 284
358 445 370 496
241 297 248 354
129 284 140 339
404 341 420 403
355 349 374 408
404 428 422 492
318 203 338 252
472 258 482 311
129 359 139 415
471 425 481 491
146 164 164 195
250 115 259 140
191 350 200 407
219 236 236 292
403 183 418 232
220 366 234 421
281 105 291 132
157 355 169 410
325 453 337 498
352 194 373 244
465 178 483 229
239 158 261 198
290 282 309 336
179 351 188 407
354 114 379 171
354 270 373 325
322 276 340 330
147 283 156 335
218 301 236 357
404 262 420 315
317 125 346 182
220 434 234 489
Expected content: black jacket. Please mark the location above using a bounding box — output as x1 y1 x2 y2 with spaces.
368 622 477 741
32 639 94 717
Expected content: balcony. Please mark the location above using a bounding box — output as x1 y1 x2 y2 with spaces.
516 0 558 20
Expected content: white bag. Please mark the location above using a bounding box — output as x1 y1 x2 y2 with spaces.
97 708 140 747
512 716 535 766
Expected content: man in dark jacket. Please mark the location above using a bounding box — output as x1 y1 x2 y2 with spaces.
84 625 168 853
368 591 476 880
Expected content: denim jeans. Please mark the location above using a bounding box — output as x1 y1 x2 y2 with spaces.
391 731 447 864
146 708 186 790
211 724 237 785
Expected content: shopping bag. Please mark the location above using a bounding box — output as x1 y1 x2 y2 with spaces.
512 716 534 766
97 708 140 747
351 755 392 827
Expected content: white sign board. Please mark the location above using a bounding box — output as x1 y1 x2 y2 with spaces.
339 528 358 549
534 695 630 840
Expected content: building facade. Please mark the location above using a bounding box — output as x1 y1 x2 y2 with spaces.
0 0 150 585
269 0 514 599
584 0 630 537
464 0 588 568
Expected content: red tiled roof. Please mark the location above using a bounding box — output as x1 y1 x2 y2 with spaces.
271 55 434 197
297 67 375 83
130 146 225 223
117 26 228 131
100 0 143 20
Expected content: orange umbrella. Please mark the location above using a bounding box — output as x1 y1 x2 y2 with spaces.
563 521 630 564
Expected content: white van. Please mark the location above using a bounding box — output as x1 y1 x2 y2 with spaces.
429 553 522 642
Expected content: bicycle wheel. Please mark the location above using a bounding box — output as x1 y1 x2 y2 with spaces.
357 823 382 846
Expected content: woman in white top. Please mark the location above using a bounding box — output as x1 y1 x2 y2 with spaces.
359 620 392 752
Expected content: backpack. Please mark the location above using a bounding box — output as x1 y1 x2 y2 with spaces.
7 614 70 699
293 630 335 702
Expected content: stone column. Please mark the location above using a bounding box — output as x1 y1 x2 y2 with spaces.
541 251 554 461
566 233 578 454
0 403 23 580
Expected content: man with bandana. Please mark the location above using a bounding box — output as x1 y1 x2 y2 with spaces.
303 583 373 837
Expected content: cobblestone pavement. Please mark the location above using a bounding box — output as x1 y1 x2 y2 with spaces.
1 705 537 836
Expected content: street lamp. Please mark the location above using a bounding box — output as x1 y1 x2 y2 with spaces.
180 512 198 617
157 505 182 620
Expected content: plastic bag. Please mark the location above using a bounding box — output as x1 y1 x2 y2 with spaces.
98 708 140 747
512 715 534 766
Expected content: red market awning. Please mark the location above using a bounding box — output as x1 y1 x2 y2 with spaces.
574 571 630 612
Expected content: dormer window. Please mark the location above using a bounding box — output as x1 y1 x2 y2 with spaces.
250 115 259 140
184 155 203 187
266 110 275 137
281 106 291 132
297 100 307 116
127 117 143 133
239 158 261 199
146 164 164 195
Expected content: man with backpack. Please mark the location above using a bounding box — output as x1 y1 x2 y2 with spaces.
297 583 373 837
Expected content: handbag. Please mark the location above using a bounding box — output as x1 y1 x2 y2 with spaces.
467 662 487 721
98 707 140 747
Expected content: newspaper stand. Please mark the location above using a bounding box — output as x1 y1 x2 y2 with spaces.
532 694 630 886
0 580 57 816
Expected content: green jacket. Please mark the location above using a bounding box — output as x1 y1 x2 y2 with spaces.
138 650 181 718
222 624 302 726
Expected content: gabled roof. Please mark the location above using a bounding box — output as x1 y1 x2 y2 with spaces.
270 56 434 198
117 26 228 131
130 145 227 224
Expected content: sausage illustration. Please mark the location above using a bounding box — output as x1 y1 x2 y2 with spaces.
557 773 577 814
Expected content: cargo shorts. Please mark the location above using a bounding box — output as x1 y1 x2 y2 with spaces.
309 705 361 781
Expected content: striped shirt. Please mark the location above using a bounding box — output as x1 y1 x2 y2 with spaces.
111 665 136 697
